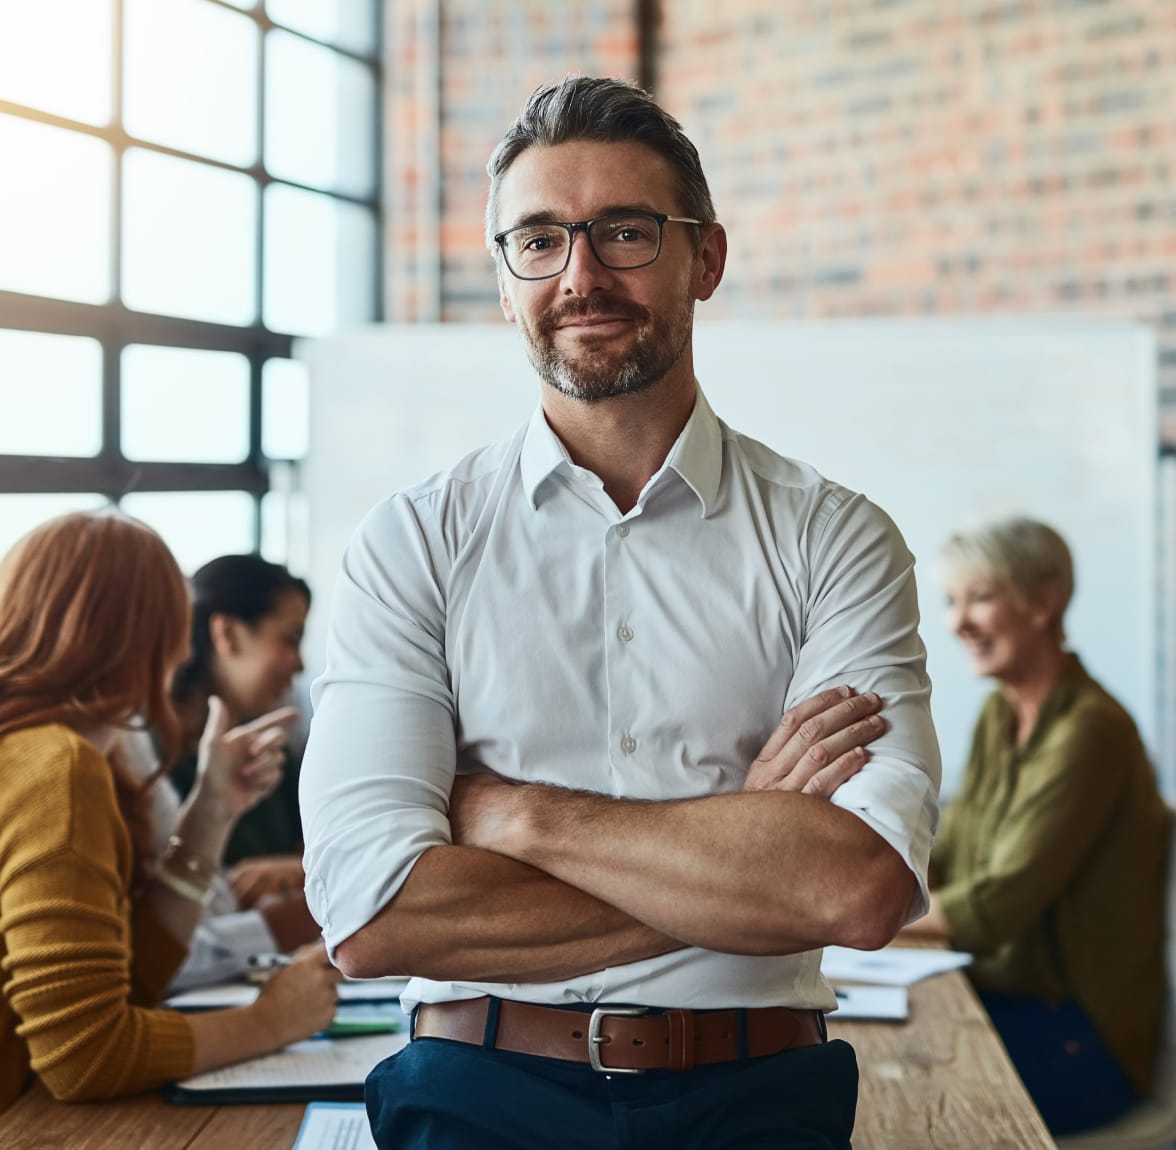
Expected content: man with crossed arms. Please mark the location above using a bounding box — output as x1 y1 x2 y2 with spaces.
301 75 940 1149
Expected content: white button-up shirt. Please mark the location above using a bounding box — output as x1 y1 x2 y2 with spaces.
301 387 941 1012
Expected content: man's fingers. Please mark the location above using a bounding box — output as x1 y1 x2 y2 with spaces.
757 689 883 767
756 686 854 762
799 747 870 798
787 715 887 791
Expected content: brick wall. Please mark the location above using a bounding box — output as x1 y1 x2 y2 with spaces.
383 0 639 322
383 0 1176 431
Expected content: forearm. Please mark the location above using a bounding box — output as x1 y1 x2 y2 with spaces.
142 787 235 947
186 1003 290 1075
495 787 913 954
334 844 680 982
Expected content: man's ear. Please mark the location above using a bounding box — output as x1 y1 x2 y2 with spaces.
498 269 517 324
209 612 239 657
693 222 728 302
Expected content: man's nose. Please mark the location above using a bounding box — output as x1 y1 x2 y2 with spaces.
560 227 615 294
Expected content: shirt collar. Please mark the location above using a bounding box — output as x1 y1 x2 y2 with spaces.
993 651 1088 751
519 385 724 516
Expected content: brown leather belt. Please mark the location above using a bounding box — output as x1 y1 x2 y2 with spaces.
413 997 824 1074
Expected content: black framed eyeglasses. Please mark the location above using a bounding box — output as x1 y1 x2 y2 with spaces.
493 211 703 281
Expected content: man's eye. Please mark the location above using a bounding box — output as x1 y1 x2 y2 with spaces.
600 218 655 244
518 231 562 252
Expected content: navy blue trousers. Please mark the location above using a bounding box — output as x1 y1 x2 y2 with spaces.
366 1025 858 1149
978 991 1139 1136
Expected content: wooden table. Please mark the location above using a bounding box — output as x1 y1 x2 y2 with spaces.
828 967 1055 1150
0 969 1055 1150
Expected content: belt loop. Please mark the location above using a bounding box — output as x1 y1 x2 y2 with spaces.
665 1008 695 1072
410 1004 420 1041
817 1009 828 1044
482 997 502 1049
736 1008 749 1061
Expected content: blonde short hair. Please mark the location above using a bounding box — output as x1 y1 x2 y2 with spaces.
941 516 1074 628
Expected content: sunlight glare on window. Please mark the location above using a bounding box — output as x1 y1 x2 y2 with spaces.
0 494 109 564
262 359 310 459
122 148 257 325
261 486 308 570
0 115 112 303
266 0 376 55
0 0 114 126
263 184 376 337
119 491 256 575
265 29 375 198
0 331 103 456
122 345 250 463
124 0 259 167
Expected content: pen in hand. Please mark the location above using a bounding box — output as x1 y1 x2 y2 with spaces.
245 952 295 983
248 952 295 970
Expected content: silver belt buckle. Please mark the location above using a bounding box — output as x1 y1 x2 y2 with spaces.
587 1005 649 1074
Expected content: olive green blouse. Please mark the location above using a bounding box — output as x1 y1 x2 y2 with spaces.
932 654 1168 1095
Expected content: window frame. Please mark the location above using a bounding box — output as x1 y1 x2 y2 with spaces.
0 0 383 545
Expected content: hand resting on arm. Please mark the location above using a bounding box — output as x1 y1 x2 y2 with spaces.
334 687 891 980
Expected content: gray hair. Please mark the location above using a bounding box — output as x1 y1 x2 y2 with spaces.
941 515 1075 629
485 75 716 249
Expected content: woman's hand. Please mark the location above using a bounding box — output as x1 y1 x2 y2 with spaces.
192 697 299 822
229 855 305 908
250 941 342 1047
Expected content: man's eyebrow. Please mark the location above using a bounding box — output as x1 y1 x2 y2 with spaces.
504 204 661 230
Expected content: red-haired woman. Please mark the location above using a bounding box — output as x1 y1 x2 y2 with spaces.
0 511 340 1113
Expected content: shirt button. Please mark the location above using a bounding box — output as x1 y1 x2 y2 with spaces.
617 624 634 642
616 523 630 538
621 735 637 754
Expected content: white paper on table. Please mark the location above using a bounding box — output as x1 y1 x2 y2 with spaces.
173 1033 405 1094
166 976 409 1010
828 984 908 1021
820 946 972 987
292 1102 377 1150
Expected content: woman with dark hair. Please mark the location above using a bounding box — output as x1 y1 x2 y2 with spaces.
170 554 311 905
0 511 339 1113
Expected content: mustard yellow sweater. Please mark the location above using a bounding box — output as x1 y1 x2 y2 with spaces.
0 724 195 1112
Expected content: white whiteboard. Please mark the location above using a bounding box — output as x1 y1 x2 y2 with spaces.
299 318 1158 797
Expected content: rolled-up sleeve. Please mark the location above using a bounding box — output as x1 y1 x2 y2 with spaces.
300 495 456 957
784 492 942 923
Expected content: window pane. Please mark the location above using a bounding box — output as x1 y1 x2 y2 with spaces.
121 345 250 463
0 115 112 303
124 0 259 166
264 184 376 337
261 358 309 459
0 0 114 125
122 148 257 325
265 30 375 198
266 0 377 55
261 485 307 570
0 493 109 563
0 331 103 456
119 491 255 574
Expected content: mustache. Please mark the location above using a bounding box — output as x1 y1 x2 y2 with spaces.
537 296 648 336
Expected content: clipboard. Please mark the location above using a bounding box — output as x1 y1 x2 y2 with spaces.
166 1032 409 1106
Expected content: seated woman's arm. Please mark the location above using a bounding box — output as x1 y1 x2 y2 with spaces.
929 704 1133 953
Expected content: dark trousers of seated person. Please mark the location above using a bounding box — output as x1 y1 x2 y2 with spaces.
978 991 1139 1136
365 1004 858 1150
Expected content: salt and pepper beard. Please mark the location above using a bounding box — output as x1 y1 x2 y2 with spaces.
518 292 696 402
